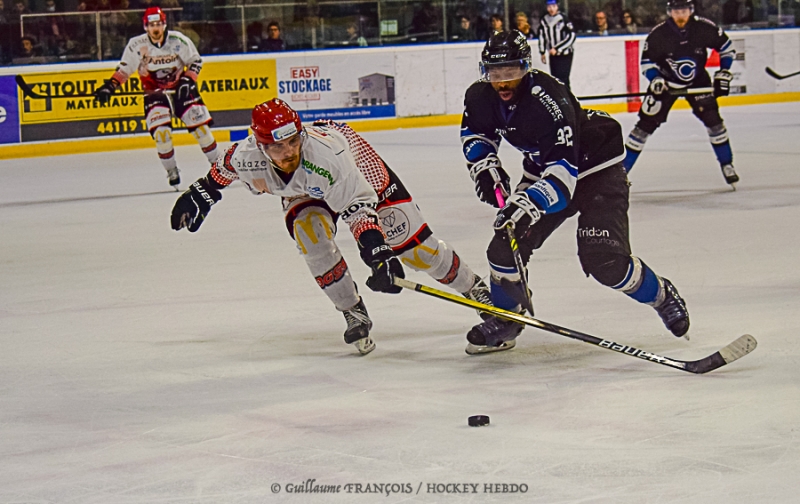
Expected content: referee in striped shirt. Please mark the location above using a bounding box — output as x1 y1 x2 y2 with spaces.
537 0 576 89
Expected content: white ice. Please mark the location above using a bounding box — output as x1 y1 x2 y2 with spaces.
1 102 799 504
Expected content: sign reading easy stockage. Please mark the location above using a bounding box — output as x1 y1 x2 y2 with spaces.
18 60 277 142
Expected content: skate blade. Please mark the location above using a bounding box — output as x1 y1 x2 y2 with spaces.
465 339 516 355
353 337 375 355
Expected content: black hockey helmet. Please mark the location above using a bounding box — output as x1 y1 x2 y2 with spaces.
667 0 694 13
480 30 532 82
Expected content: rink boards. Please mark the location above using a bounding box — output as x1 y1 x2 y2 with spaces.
1 27 800 159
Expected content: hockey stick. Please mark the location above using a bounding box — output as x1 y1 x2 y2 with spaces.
578 87 715 101
15 74 152 99
764 67 800 80
495 186 534 315
394 277 757 374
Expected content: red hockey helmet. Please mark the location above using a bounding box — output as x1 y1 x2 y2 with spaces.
251 98 303 145
143 7 167 28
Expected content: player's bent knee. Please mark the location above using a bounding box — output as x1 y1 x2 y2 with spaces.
580 252 630 287
153 126 174 154
287 204 337 258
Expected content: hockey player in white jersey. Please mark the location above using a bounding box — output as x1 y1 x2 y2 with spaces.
170 98 491 355
94 6 219 189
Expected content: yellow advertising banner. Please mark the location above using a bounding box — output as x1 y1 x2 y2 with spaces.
19 59 277 125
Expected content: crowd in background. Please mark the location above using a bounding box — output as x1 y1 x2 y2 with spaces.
1 0 797 66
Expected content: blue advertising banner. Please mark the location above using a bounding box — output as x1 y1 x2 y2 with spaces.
0 75 21 144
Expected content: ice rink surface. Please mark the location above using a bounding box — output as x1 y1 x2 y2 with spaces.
2 102 800 503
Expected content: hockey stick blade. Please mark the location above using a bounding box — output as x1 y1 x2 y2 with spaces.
764 67 800 80
394 277 758 374
15 74 144 99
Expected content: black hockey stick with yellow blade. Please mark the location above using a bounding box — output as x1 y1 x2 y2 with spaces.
765 67 800 80
394 277 757 374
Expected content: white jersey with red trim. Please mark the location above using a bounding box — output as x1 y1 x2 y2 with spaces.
210 125 382 240
112 30 202 91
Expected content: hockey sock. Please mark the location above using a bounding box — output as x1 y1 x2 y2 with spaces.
489 263 523 311
153 126 177 171
707 125 733 166
623 127 650 172
397 237 475 293
612 256 665 306
191 124 219 164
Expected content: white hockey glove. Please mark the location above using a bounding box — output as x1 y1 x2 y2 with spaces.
170 178 222 232
469 154 511 208
493 191 542 231
648 76 667 96
713 69 733 97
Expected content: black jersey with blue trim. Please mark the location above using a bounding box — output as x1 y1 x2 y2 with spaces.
641 16 734 87
461 71 625 186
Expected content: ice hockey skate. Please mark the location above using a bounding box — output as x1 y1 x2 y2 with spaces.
342 298 375 355
463 275 492 320
721 164 739 189
654 278 690 338
167 167 181 190
465 312 523 355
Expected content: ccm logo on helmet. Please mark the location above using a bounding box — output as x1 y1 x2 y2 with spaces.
272 122 298 142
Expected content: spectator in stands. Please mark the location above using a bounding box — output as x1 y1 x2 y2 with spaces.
177 20 202 49
410 1 440 40
343 21 367 47
594 10 609 35
260 21 286 52
17 35 42 61
621 10 637 33
452 15 477 41
489 13 503 34
529 8 541 35
515 11 534 39
39 0 67 57
723 0 754 25
0 0 11 65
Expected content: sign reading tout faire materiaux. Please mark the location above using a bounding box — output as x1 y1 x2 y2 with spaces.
17 59 277 142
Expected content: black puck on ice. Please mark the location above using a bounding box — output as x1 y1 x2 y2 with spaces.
468 415 490 427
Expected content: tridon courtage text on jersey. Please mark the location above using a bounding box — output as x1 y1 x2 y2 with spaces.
115 31 202 91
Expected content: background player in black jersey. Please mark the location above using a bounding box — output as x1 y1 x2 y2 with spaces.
460 31 690 354
622 0 739 188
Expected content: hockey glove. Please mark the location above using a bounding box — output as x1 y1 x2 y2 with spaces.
648 76 667 96
170 178 222 232
714 69 733 97
359 229 405 294
493 191 542 231
469 154 511 208
176 75 198 103
94 79 118 105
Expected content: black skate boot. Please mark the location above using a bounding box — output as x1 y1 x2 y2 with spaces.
465 313 523 355
463 275 492 320
167 167 181 190
342 298 375 355
654 278 690 338
721 164 739 188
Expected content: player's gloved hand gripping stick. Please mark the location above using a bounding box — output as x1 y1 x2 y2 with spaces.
493 182 535 315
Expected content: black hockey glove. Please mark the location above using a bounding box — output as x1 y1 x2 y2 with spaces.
714 69 733 97
176 75 198 103
648 76 667 96
94 79 118 105
359 229 404 294
468 154 510 208
170 178 222 232
493 191 542 231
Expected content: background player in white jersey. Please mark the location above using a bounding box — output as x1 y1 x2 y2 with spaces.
170 99 491 355
94 7 219 189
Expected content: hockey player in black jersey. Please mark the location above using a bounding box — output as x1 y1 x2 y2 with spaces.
623 0 739 187
461 30 690 354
